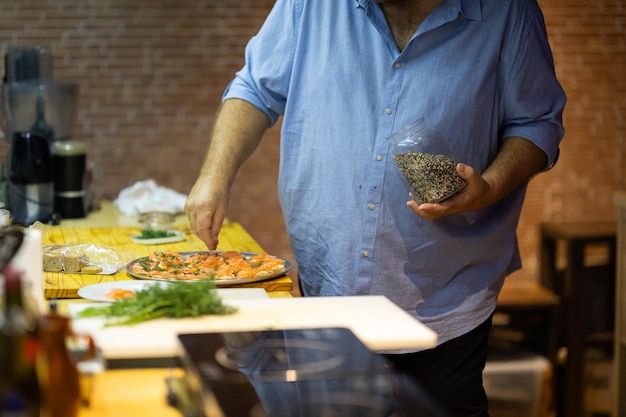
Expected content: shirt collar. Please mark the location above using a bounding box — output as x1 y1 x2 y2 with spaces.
355 0 482 21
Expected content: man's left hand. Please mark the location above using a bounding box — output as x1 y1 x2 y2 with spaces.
406 163 491 220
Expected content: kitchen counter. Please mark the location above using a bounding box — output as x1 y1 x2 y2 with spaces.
77 368 182 417
55 202 437 417
44 202 562 417
49 202 294 417
43 201 293 299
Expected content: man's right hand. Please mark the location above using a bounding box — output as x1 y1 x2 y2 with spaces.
184 99 271 250
185 179 229 250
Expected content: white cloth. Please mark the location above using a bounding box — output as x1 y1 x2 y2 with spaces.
113 179 187 215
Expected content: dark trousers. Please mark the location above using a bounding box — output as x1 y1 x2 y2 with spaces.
383 315 493 417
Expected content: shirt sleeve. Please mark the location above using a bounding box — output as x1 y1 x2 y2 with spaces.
222 0 299 127
499 0 567 169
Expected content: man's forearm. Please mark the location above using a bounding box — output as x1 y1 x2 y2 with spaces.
199 98 271 187
482 136 549 205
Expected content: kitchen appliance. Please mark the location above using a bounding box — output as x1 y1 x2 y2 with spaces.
1 47 86 223
174 328 448 417
3 46 52 84
2 81 78 143
8 131 54 225
51 140 87 219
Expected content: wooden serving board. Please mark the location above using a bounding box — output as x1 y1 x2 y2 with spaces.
42 223 293 299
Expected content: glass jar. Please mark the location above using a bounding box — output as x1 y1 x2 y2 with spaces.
138 211 175 231
388 118 466 204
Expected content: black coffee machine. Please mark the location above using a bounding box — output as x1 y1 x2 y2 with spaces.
1 47 86 225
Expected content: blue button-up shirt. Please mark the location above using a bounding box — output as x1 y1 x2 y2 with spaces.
223 0 565 347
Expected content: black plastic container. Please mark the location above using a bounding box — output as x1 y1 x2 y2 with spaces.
51 140 87 219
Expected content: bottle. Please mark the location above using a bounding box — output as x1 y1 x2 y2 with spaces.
37 308 83 417
0 265 41 417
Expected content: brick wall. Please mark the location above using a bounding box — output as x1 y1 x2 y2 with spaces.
0 1 624 287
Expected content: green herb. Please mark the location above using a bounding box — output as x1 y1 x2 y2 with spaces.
136 229 178 239
138 257 151 271
75 281 237 326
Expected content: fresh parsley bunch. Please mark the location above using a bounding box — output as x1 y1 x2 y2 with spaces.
76 281 237 326
136 229 178 239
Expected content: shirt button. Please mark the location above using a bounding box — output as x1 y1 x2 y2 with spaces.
385 108 392 114
395 62 401 68
363 251 370 257
369 204 376 210
376 155 383 161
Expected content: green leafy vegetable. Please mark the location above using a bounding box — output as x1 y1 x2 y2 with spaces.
136 229 178 239
76 281 237 326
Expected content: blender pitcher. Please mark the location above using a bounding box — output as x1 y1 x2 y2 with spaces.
1 46 54 143
2 81 78 143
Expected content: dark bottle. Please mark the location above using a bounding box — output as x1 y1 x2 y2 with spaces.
0 265 41 417
37 309 84 417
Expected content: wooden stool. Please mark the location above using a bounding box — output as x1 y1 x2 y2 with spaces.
539 221 616 417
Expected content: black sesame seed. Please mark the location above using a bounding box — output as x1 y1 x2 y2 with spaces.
394 152 467 204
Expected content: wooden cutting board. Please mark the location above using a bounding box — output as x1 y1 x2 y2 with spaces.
69 295 438 358
42 222 293 299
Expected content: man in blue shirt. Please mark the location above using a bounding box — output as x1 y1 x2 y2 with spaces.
185 0 566 415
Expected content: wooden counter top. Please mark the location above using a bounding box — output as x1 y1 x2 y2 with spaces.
78 368 181 417
42 203 293 298
47 202 292 417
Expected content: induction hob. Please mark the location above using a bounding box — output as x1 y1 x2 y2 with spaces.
173 327 447 417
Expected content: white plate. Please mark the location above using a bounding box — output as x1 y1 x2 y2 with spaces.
130 230 185 245
77 280 269 303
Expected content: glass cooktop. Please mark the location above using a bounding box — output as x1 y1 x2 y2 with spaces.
176 327 447 417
